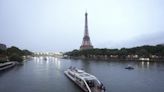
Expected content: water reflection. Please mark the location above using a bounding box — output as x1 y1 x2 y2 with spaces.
1 58 164 92
81 60 91 73
54 58 61 78
147 62 150 68
137 61 164 71
139 61 151 69
32 56 62 78
54 58 61 70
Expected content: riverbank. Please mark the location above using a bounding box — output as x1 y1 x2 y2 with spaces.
64 45 164 62
64 56 164 62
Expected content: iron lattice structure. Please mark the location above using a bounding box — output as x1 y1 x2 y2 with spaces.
80 12 93 50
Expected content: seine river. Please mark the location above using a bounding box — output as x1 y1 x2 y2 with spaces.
0 57 164 92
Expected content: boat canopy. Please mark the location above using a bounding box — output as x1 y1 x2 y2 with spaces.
68 67 101 85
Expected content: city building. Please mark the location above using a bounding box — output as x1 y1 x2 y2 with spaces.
80 12 93 50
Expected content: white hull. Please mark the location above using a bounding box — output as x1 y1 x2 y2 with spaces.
64 71 89 92
64 68 106 92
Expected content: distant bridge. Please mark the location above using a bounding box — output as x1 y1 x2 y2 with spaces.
33 52 63 57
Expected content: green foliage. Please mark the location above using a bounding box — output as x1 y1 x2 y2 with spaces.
7 46 23 56
7 46 33 56
0 46 33 62
8 53 23 62
22 49 33 56
0 49 7 56
65 45 164 58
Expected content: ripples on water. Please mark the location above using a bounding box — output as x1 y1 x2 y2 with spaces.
0 57 164 92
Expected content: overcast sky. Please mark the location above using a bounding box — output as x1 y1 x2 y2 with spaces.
0 0 164 52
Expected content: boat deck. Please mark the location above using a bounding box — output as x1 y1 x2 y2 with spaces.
64 68 105 92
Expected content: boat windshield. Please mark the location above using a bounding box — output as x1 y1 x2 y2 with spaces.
86 79 100 87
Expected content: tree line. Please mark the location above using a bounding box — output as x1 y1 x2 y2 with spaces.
0 46 33 63
65 45 164 60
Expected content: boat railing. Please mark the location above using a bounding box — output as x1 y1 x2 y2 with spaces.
83 79 92 92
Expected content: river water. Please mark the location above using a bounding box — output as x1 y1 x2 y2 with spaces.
0 57 164 92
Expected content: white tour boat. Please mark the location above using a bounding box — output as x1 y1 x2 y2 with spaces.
64 67 106 92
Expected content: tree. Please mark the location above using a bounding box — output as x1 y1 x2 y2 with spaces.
7 46 23 56
8 53 23 62
22 49 33 56
65 45 164 60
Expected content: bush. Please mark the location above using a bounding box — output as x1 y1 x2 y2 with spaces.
9 54 23 62
0 60 6 63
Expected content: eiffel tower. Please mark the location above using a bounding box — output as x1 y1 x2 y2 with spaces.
80 12 93 50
